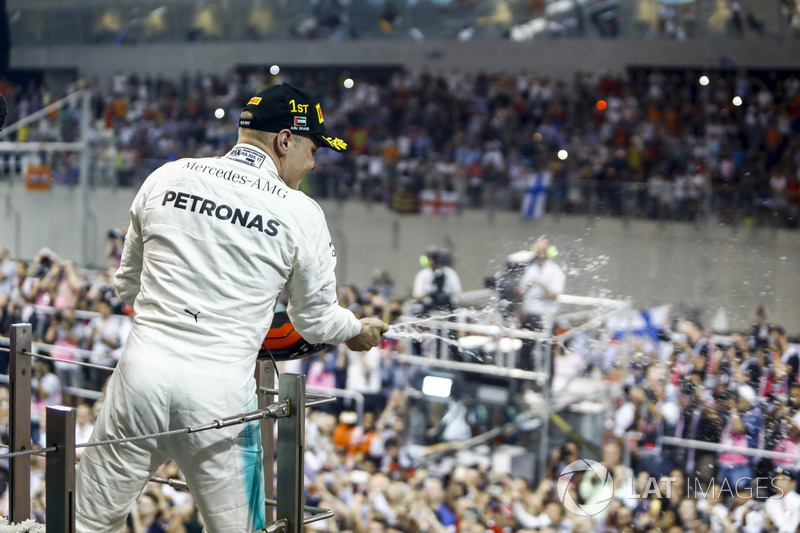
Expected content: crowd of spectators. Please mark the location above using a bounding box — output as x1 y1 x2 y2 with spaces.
1 50 800 531
12 0 800 46
1 235 799 531
2 61 800 227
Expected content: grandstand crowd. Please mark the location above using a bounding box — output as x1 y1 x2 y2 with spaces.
1 52 800 533
0 238 799 532
1 63 800 226
11 0 800 45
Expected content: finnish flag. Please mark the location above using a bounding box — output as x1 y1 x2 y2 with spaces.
521 170 551 219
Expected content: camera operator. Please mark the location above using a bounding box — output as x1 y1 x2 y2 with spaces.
412 247 461 316
105 225 127 268
411 247 462 360
484 249 534 319
515 236 565 387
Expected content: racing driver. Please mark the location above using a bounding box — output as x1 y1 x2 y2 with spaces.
75 83 388 532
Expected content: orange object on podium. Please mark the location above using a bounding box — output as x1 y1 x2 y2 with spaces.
25 165 52 191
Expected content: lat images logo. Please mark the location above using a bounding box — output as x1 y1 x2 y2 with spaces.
557 459 614 516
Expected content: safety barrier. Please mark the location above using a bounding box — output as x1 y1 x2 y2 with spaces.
0 332 112 403
392 293 630 477
1 323 333 533
659 436 800 464
622 431 800 471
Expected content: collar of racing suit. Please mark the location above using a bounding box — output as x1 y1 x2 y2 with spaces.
224 143 287 187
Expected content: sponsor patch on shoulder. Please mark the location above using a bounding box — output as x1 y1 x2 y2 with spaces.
227 146 265 168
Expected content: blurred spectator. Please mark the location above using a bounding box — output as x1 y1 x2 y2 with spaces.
346 410 380 469
751 304 772 350
770 325 800 386
86 300 130 391
47 260 82 311
717 388 756 493
30 358 61 446
763 467 800 533
74 402 94 461
547 439 581 479
674 317 716 388
421 477 457 529
44 307 85 391
125 491 167 533
729 330 763 388
517 237 565 378
613 384 643 438
370 269 394 300
105 225 127 268
0 295 23 341
579 440 634 523
332 410 359 454
790 381 800 431
339 345 384 414
633 378 681 478
85 266 123 313
0 247 15 298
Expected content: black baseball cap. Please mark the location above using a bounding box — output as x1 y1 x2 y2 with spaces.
239 83 347 152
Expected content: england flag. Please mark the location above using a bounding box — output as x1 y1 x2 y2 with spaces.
419 189 458 215
521 170 551 219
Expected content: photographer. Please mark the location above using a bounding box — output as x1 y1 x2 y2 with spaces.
44 307 84 392
547 439 581 479
47 259 82 311
411 247 461 316
411 247 462 361
105 225 126 268
633 381 681 478
769 325 799 386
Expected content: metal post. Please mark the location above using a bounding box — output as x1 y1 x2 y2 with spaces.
276 374 305 533
9 323 32 523
78 90 91 267
257 360 275 524
46 406 76 533
439 322 447 360
537 318 552 483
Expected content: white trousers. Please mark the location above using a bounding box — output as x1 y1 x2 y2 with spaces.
75 354 265 533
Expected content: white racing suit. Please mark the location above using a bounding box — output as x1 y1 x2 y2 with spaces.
75 144 361 533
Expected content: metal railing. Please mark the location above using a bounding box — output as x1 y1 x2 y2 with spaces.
621 432 800 470
4 324 333 533
262 384 366 424
393 293 629 480
660 436 800 464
